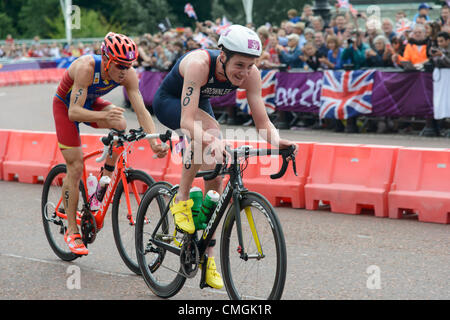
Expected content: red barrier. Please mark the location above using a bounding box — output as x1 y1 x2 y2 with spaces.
0 129 11 180
46 68 66 83
127 138 170 182
388 148 450 224
16 70 37 85
234 140 314 208
0 73 8 87
34 69 50 84
3 130 58 183
4 71 20 86
305 143 399 217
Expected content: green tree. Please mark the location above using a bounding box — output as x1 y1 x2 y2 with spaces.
109 0 176 35
0 13 16 38
45 9 123 39
17 0 61 38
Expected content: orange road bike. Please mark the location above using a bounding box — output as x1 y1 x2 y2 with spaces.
41 128 172 274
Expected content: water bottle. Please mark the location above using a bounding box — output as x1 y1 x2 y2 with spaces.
189 187 204 230
96 175 111 203
199 190 220 226
87 174 101 210
86 173 98 198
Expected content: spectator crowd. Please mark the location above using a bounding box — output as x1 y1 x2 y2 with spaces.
2 3 450 71
2 2 450 136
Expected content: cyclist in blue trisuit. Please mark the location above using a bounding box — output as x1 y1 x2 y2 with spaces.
152 25 298 289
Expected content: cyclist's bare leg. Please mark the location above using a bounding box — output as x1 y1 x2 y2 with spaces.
95 104 127 178
177 108 222 201
61 146 84 245
177 108 223 257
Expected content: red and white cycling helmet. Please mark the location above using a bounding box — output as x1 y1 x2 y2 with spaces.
218 24 262 58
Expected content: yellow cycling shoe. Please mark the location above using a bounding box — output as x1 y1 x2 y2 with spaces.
204 257 224 289
170 194 195 234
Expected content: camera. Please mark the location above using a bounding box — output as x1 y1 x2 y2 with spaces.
430 47 440 54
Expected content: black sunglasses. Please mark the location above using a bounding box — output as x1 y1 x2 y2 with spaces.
114 62 131 70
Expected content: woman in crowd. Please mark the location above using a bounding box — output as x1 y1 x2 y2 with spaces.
319 35 344 69
365 35 394 67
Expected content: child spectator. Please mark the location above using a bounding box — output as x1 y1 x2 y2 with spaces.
413 3 432 23
287 9 301 23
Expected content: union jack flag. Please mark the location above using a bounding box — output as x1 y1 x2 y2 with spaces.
236 69 278 115
215 16 232 35
337 0 358 15
319 70 375 119
184 3 197 20
396 18 411 35
193 32 213 48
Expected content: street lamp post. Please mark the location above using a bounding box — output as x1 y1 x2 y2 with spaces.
313 0 332 27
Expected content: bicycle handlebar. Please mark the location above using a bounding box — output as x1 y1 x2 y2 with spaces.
95 128 172 163
201 144 297 181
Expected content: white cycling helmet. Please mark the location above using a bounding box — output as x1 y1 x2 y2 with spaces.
218 24 262 57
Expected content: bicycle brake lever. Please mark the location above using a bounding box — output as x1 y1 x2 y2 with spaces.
291 155 298 176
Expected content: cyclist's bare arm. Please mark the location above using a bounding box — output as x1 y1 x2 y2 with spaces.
243 67 296 151
67 57 113 123
123 68 157 137
122 67 168 157
178 51 215 145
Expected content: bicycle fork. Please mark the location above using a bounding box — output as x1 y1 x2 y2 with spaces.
233 190 264 261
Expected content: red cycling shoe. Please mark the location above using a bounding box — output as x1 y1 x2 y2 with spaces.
64 232 89 256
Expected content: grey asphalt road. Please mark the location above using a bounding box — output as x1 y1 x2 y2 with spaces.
0 83 449 301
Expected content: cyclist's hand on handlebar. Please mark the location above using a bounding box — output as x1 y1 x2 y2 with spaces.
105 106 125 122
150 142 169 158
278 139 298 159
208 137 229 164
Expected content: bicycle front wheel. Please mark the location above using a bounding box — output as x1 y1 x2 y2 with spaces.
220 192 287 300
111 169 155 275
41 164 86 261
135 182 186 298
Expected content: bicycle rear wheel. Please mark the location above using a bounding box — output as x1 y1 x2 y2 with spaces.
220 192 287 300
41 164 87 261
135 182 186 298
111 169 155 275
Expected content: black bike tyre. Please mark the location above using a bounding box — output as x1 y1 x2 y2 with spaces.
135 182 186 298
220 191 287 300
41 164 86 262
111 169 155 275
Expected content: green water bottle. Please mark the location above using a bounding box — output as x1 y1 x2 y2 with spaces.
189 187 204 230
199 190 220 226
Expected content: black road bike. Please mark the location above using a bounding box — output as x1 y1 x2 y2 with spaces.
135 144 297 300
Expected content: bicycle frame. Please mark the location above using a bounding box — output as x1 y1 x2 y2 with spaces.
54 143 142 231
151 159 260 261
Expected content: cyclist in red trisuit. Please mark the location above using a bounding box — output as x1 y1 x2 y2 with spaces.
53 32 168 256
